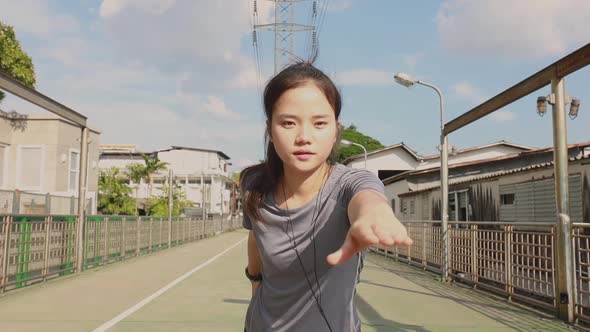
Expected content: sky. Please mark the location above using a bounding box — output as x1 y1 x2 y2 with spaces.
1 0 589 171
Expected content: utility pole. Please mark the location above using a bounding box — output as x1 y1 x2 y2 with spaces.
253 0 316 73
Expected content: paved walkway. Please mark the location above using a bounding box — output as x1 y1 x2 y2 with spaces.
0 229 582 331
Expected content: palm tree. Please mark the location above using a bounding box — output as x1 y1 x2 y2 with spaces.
125 163 147 214
142 154 168 198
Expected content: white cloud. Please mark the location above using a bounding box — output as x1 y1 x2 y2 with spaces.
436 0 590 58
335 69 391 86
0 0 79 37
452 81 486 104
490 110 516 122
177 92 242 121
3 0 271 163
100 0 177 18
62 99 263 155
403 52 424 72
451 81 515 122
98 0 273 93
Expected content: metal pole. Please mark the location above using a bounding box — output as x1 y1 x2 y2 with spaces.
220 176 223 218
418 80 449 281
1 216 12 292
274 0 279 73
42 216 51 281
76 127 89 273
201 174 205 221
552 77 574 322
168 169 173 248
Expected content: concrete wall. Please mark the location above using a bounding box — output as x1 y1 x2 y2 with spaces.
157 149 229 177
348 147 418 174
0 115 101 214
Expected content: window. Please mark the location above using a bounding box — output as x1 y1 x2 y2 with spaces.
390 198 396 213
69 150 80 191
153 178 166 185
501 193 515 205
18 146 42 190
409 200 415 214
188 178 201 185
0 145 6 187
401 200 407 214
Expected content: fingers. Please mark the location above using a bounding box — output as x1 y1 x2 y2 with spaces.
371 223 413 248
371 224 395 246
328 222 414 266
327 232 355 265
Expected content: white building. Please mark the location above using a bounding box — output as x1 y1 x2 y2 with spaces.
0 113 100 214
98 145 235 215
342 143 421 180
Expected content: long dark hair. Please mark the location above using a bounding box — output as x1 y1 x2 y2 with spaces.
240 62 342 222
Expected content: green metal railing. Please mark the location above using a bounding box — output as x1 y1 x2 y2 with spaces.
0 214 242 292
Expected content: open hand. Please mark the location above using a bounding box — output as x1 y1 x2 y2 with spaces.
327 218 412 265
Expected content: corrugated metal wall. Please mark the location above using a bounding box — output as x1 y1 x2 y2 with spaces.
499 175 583 222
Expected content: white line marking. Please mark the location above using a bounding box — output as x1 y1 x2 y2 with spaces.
92 236 247 332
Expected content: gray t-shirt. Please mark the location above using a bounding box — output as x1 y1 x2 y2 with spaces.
242 163 384 332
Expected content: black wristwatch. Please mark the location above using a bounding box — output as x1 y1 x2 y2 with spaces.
245 267 263 282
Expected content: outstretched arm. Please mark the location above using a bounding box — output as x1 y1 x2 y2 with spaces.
327 190 412 265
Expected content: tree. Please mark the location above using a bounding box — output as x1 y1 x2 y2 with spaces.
141 154 168 198
125 162 147 210
337 124 385 162
97 167 136 215
230 172 240 184
0 22 36 103
146 184 193 217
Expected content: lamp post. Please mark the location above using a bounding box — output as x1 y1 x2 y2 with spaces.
394 72 449 281
341 139 367 169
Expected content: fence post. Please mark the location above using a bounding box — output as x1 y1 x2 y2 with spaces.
42 216 52 282
120 217 126 260
202 215 206 238
505 225 512 302
1 216 12 292
70 195 75 215
159 217 163 249
422 223 427 269
104 217 109 264
557 213 575 322
136 217 141 256
471 224 478 287
45 193 51 214
148 217 153 253
407 223 412 264
12 190 20 214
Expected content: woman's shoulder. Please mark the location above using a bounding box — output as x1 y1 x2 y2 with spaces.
332 163 378 181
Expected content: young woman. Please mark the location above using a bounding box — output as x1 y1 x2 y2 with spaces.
241 62 412 332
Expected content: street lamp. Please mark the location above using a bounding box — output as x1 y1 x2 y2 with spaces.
340 139 367 169
394 72 449 282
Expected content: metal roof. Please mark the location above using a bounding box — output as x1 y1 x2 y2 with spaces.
384 141 590 185
398 153 590 197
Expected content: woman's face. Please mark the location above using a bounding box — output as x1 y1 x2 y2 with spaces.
270 83 339 175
